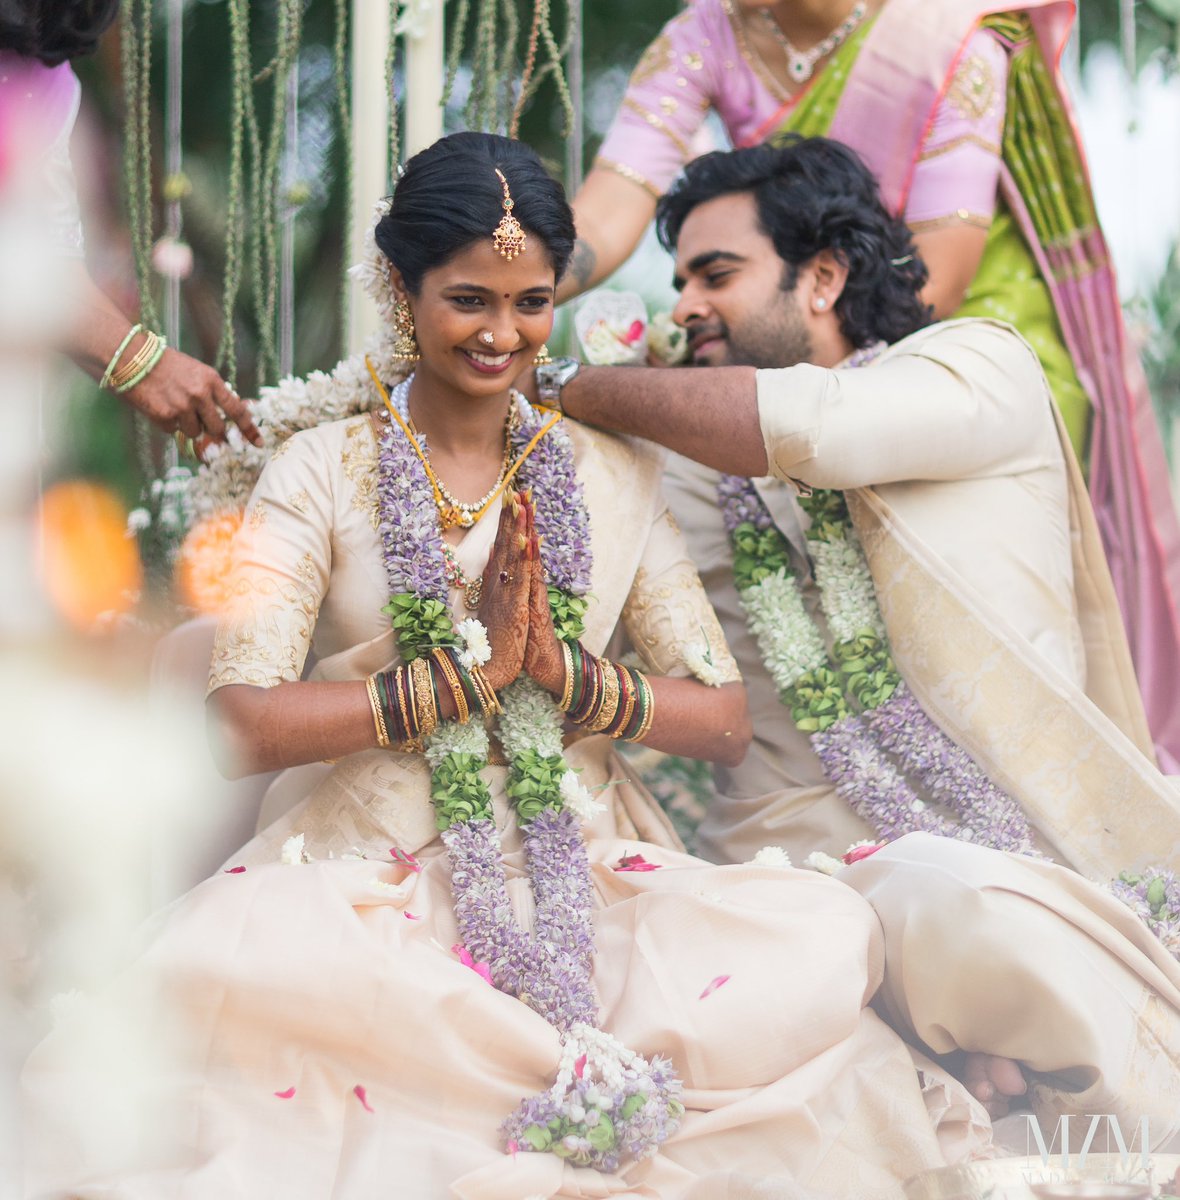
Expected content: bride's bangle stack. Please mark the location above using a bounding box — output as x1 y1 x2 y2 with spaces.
366 650 501 751
560 641 655 742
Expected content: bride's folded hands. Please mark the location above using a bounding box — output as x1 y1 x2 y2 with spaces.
473 489 533 693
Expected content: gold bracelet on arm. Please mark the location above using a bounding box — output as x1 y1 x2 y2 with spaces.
432 648 470 724
366 674 391 748
410 657 439 740
559 641 576 712
585 661 622 733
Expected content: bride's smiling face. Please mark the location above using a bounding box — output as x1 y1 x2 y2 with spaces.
394 235 556 402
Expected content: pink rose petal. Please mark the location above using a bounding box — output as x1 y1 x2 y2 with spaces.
506 1139 520 1156
623 319 646 344
390 847 421 872
353 1084 374 1113
574 1054 586 1080
403 911 422 921
699 974 731 999
614 852 662 872
452 943 494 985
274 1086 296 1099
223 865 246 874
842 843 886 865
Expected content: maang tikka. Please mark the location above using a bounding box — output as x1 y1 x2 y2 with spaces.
492 168 527 260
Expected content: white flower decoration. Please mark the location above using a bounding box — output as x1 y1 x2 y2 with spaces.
682 639 728 688
751 845 792 867
647 311 689 366
559 770 606 823
803 850 843 876
740 571 828 691
455 618 492 671
281 832 311 865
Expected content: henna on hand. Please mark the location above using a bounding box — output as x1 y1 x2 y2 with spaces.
477 491 531 691
523 504 566 695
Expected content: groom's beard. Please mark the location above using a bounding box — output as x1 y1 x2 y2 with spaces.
690 297 813 371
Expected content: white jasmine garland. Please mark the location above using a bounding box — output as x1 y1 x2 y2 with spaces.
751 845 792 867
455 617 492 671
809 537 886 643
738 571 828 692
496 676 565 761
423 717 490 768
559 770 606 823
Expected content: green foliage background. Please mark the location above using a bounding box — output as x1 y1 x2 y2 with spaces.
60 1 1180 499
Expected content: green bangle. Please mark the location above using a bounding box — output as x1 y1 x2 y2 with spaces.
114 336 168 394
100 323 143 390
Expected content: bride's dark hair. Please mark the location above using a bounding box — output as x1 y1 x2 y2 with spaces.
0 0 120 65
375 132 576 293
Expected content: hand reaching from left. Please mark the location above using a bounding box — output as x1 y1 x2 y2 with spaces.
521 497 566 695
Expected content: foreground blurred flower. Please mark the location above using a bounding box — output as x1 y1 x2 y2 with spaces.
38 480 143 629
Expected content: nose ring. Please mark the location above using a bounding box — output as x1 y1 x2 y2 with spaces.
478 330 495 347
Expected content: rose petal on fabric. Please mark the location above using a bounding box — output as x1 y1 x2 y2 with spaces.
624 319 645 344
353 1084 374 1113
574 1054 587 1080
223 865 246 874
452 943 493 985
699 974 731 999
403 911 422 921
842 842 886 865
390 847 421 873
274 1086 296 1099
614 852 661 872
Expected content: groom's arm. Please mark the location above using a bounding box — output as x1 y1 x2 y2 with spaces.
559 365 769 478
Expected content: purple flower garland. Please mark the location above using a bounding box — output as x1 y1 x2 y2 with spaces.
376 375 683 1167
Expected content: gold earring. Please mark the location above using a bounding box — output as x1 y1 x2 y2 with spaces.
392 300 420 363
535 343 553 365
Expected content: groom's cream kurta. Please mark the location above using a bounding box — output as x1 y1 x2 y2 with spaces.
665 318 1179 881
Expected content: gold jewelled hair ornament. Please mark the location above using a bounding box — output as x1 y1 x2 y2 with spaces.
492 168 527 260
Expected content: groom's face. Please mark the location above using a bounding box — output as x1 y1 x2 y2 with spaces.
670 191 813 371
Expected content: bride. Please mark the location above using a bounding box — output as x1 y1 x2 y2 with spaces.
22 132 1177 1199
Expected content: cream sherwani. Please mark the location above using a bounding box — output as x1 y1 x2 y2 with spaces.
665 318 1176 877
665 318 1180 1153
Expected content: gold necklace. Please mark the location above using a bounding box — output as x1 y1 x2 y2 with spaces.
411 406 520 528
366 360 562 533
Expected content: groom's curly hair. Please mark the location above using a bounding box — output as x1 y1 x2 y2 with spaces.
656 136 933 349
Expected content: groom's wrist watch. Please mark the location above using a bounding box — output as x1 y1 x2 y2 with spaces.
535 356 581 414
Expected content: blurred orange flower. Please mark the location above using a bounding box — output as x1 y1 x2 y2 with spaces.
175 510 243 615
37 480 143 630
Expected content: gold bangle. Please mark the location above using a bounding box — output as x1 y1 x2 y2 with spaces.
627 672 656 743
610 666 638 739
576 655 602 725
559 642 575 712
469 664 502 718
395 665 416 742
109 330 161 391
585 660 622 733
410 657 438 739
432 649 470 724
366 674 391 748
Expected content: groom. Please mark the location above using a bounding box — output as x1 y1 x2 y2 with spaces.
537 136 1180 1140
542 135 1176 878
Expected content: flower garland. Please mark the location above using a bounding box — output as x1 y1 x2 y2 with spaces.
378 375 683 1170
719 351 1180 959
